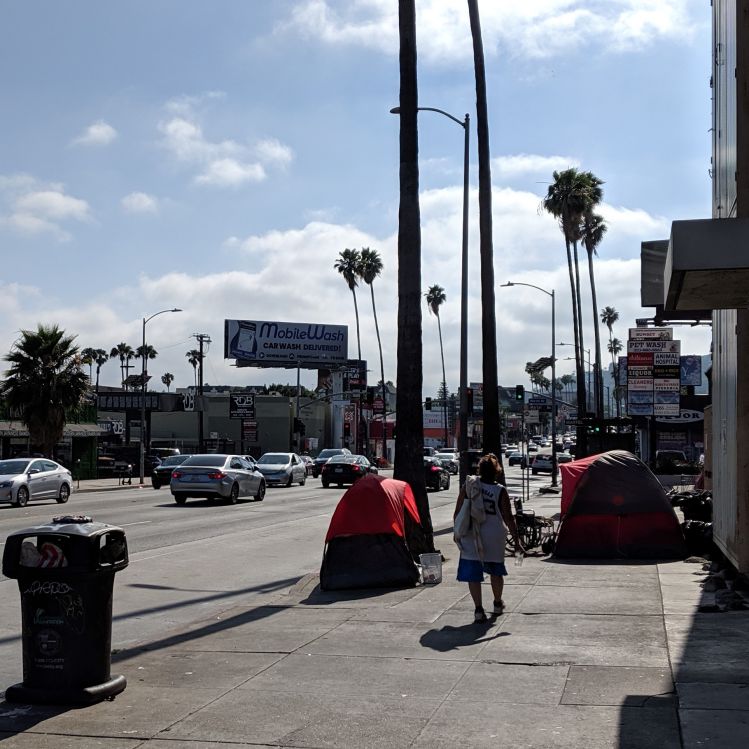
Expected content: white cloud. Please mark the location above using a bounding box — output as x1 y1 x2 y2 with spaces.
0 181 91 241
493 154 581 179
158 109 292 189
121 192 159 214
0 177 707 395
195 159 266 187
256 138 294 168
281 0 697 62
72 120 118 146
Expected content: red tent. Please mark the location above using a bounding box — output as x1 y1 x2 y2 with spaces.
320 474 421 590
555 450 686 559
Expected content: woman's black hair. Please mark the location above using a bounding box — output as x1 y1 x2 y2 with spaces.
478 454 500 483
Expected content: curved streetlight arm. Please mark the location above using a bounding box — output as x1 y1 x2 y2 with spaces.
144 307 182 326
390 105 467 129
500 281 552 298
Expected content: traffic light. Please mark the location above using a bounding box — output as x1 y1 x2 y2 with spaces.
293 417 306 435
465 387 474 416
425 397 432 411
343 421 351 437
366 386 376 406
515 385 525 402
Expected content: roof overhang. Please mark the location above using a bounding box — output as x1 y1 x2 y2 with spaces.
640 240 711 323
665 218 749 310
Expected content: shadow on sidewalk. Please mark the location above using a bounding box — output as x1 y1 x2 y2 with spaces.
419 619 510 652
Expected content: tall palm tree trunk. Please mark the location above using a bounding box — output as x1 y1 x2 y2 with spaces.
467 0 500 457
587 251 604 417
436 313 449 447
609 330 621 417
395 0 431 553
369 284 388 461
565 240 586 421
351 289 362 362
572 240 587 416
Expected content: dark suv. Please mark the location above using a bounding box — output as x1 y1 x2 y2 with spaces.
312 448 352 478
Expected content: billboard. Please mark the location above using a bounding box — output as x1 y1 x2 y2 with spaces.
680 355 703 386
225 320 348 368
229 394 256 420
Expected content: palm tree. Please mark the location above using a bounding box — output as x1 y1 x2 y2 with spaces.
581 207 607 417
334 248 362 362
467 0 501 456
560 373 575 403
425 284 449 448
395 0 431 554
186 349 201 388
161 372 174 392
601 306 621 417
80 347 97 383
135 344 158 388
1 324 89 457
608 336 624 417
91 348 109 396
358 247 388 459
110 342 134 390
543 168 598 445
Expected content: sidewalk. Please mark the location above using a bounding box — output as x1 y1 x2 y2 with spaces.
74 478 153 494
0 506 747 746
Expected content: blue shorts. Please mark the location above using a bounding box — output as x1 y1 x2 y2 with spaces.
457 558 508 582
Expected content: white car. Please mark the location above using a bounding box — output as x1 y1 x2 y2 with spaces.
0 458 73 507
170 454 265 504
256 452 307 487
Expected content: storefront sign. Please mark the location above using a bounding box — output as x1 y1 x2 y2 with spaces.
229 394 256 419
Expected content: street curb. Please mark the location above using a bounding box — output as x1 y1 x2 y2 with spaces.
74 484 151 495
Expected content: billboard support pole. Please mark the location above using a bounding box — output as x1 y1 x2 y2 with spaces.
295 362 301 451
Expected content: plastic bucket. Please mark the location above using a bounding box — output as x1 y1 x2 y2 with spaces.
419 553 442 584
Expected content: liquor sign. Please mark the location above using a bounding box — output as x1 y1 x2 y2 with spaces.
225 319 348 368
229 394 256 419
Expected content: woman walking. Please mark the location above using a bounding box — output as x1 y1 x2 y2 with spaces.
453 454 523 622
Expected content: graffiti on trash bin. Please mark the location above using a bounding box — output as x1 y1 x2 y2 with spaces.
22 581 73 596
58 592 85 634
23 580 86 634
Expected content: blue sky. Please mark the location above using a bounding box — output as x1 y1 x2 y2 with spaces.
0 1 713 394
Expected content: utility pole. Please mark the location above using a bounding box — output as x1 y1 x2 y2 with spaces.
194 333 211 452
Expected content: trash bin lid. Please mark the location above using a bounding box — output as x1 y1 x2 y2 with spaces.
7 517 123 539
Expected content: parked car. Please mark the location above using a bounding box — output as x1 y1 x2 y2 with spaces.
321 454 378 487
300 455 314 476
530 452 573 474
312 448 352 478
424 457 451 491
169 454 265 504
256 452 307 486
423 447 438 457
0 458 73 507
507 451 527 468
151 454 190 489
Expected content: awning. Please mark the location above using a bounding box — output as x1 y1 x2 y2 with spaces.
0 421 105 438
665 218 749 310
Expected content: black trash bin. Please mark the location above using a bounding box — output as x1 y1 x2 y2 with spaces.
2 515 129 705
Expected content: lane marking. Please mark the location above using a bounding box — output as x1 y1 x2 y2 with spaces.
120 521 152 527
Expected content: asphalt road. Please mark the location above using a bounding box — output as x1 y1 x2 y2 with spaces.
0 476 461 690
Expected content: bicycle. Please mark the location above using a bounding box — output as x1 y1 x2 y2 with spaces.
507 496 556 553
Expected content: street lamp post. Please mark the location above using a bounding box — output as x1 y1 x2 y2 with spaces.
140 308 182 485
390 105 470 483
500 282 558 487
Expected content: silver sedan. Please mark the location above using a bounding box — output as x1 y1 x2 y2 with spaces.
169 454 266 505
255 452 307 487
0 458 73 507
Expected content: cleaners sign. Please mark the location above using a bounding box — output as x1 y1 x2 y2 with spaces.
225 320 348 368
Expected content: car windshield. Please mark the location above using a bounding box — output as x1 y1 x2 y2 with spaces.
0 460 31 474
258 453 290 464
328 455 355 464
317 449 341 460
182 455 227 467
161 455 188 467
